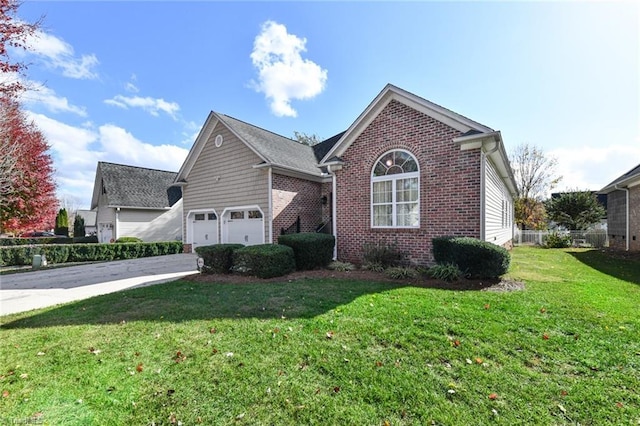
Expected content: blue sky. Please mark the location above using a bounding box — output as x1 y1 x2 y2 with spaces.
12 1 640 209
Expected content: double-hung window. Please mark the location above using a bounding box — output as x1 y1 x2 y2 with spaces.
371 150 420 228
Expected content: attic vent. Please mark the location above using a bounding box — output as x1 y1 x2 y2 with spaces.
214 134 223 147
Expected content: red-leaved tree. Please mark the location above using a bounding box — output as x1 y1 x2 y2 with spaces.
0 96 58 234
1 0 40 99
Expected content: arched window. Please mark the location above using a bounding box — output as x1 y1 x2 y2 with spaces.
371 150 420 228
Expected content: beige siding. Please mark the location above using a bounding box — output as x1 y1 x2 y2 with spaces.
484 154 514 246
117 209 170 240
182 122 269 243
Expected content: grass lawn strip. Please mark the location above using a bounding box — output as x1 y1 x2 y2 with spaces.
0 247 638 425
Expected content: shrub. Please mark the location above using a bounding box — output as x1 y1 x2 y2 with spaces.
432 236 510 279
362 239 405 268
232 244 295 278
543 231 572 248
116 236 143 243
362 261 385 272
278 233 335 270
327 261 355 272
0 241 183 266
385 266 418 280
195 244 244 274
428 263 463 282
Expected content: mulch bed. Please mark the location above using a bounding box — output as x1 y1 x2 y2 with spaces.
183 268 525 292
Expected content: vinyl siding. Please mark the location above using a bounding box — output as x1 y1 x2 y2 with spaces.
484 154 514 246
117 209 171 240
182 122 269 243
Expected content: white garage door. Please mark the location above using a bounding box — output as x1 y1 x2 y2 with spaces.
223 209 264 245
191 212 218 250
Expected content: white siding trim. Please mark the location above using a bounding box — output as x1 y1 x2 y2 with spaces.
268 167 273 244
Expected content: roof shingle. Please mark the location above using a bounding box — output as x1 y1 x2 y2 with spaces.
98 162 180 208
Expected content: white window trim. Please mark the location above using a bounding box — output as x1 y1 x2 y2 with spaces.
370 149 420 229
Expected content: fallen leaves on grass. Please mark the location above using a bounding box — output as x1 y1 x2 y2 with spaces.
542 333 549 340
326 331 334 339
174 351 187 363
540 307 547 314
88 347 101 355
488 393 498 400
136 363 143 373
2 390 9 398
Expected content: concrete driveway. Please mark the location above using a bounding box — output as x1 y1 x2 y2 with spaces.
0 253 199 316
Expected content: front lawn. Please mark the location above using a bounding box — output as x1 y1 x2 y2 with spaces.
1 247 638 425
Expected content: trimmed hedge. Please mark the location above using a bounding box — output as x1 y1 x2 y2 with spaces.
0 236 98 246
432 236 510 279
232 244 295 279
0 241 183 266
195 244 244 274
278 233 334 270
116 236 143 243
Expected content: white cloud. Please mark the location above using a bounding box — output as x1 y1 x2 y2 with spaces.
104 95 180 120
250 21 328 117
22 82 87 117
25 30 99 80
97 124 189 171
26 112 189 209
549 144 640 192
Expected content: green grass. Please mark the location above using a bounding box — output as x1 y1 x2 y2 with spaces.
1 247 639 425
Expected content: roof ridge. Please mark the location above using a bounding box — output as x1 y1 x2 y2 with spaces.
218 113 307 147
99 161 178 175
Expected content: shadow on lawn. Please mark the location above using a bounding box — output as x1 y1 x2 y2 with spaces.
568 249 640 286
1 273 499 329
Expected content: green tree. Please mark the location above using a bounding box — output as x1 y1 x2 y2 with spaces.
545 191 605 231
293 131 322 146
73 214 85 237
509 143 562 229
55 208 69 236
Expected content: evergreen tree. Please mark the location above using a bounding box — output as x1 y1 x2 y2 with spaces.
73 214 86 237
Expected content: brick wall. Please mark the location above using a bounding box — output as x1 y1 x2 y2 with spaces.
334 100 482 265
609 186 640 251
272 173 324 242
608 190 627 250
631 186 640 251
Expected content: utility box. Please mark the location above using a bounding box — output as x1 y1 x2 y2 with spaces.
32 254 48 269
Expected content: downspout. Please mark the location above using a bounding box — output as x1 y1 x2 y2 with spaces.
480 151 486 241
115 207 120 241
268 167 273 244
615 184 630 251
328 165 338 260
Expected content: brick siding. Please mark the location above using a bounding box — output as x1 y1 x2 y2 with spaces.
608 186 640 251
334 100 482 265
271 174 325 243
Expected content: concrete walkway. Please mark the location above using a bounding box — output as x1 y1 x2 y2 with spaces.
0 253 199 316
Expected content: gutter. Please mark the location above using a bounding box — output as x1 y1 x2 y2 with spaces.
615 184 630 251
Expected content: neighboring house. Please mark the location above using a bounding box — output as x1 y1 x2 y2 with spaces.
74 209 97 236
90 162 182 243
176 84 517 264
600 163 640 251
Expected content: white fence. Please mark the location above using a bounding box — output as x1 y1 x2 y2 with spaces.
514 229 608 248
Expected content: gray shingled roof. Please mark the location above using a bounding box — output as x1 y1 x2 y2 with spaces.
601 163 640 192
99 162 179 208
217 114 336 176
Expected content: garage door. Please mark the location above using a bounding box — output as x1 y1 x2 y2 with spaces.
191 212 218 250
223 208 264 245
